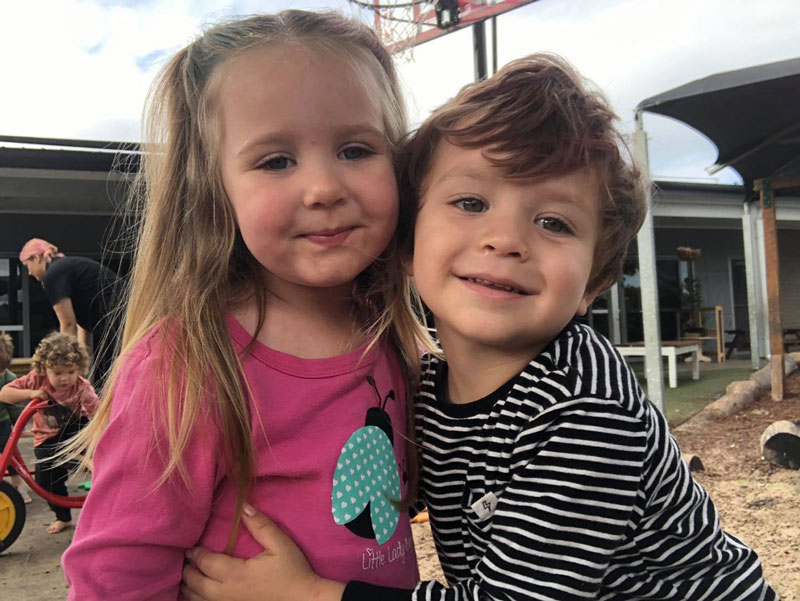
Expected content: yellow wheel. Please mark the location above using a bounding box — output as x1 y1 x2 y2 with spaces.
0 480 26 553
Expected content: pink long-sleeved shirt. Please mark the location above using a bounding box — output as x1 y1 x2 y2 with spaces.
63 317 418 600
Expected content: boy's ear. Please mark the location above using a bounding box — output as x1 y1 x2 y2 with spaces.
576 289 599 317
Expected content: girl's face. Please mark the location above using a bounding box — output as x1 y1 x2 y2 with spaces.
45 363 81 391
217 46 398 302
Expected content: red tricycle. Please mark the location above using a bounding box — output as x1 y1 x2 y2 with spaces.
0 399 87 552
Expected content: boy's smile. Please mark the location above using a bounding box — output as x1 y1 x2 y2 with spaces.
411 141 602 369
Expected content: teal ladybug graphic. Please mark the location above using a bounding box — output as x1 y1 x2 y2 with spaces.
331 376 401 545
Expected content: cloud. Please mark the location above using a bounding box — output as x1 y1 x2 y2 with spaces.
134 48 173 72
396 0 800 181
85 41 107 55
1 0 798 181
0 1 204 141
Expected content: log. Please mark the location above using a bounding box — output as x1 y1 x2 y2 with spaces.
681 453 704 472
760 420 800 470
411 509 429 524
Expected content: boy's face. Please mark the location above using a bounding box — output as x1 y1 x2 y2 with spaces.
410 141 601 359
45 363 81 391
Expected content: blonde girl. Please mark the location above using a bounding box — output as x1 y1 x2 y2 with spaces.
62 10 428 600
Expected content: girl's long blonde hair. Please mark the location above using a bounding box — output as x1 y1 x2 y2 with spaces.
71 10 430 533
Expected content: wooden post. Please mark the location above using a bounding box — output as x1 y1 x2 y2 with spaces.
759 179 784 401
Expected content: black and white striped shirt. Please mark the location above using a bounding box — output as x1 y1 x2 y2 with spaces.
345 322 776 600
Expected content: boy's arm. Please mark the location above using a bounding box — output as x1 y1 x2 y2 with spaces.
183 506 412 601
183 398 643 601
77 379 100 417
0 383 47 404
355 398 646 601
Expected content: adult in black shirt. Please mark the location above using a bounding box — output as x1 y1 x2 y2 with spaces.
19 238 119 388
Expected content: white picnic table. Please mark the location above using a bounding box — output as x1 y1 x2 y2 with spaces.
616 340 701 388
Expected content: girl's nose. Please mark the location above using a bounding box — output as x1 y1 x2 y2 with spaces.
303 162 346 208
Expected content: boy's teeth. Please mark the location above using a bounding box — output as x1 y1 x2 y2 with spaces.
467 277 519 293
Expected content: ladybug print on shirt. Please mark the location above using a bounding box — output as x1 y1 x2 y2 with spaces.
331 376 402 546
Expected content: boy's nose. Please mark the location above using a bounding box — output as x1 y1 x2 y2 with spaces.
479 218 530 260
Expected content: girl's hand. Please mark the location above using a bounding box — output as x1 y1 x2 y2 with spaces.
181 504 345 601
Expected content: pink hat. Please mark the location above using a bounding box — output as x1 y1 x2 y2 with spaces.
19 238 61 262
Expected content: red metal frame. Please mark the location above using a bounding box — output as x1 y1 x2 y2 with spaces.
383 0 539 52
1 399 86 508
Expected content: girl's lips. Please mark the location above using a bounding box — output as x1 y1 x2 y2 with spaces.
302 227 356 247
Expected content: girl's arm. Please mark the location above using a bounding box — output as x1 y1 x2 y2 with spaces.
62 340 221 601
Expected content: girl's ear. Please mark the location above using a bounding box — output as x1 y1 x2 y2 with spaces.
403 257 414 277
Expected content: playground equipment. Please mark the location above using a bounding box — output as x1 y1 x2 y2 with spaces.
0 399 87 552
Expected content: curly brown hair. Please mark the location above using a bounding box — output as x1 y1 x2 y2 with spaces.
31 332 89 374
400 52 647 295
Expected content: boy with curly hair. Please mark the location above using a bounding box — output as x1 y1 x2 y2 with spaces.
0 332 97 533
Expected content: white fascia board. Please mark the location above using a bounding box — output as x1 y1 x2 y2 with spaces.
0 167 129 182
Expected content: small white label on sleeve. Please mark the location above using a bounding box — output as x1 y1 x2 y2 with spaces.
471 492 498 520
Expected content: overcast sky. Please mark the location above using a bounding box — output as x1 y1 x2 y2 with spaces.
1 0 798 183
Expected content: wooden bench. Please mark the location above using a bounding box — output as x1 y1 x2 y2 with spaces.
9 357 34 375
678 305 726 363
616 341 701 388
784 328 800 353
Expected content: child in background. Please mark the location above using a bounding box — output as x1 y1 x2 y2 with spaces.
182 54 776 601
62 10 429 601
0 332 31 503
0 332 97 532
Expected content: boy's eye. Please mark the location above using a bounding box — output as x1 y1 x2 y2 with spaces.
535 216 572 234
338 146 371 161
259 155 294 171
453 197 487 213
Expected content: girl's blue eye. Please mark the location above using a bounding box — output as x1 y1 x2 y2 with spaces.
339 146 371 160
535 216 572 234
453 197 487 213
261 155 292 171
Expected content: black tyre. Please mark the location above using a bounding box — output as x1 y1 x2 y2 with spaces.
0 479 26 553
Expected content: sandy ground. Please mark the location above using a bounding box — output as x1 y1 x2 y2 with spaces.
3 374 799 599
0 436 80 598
672 371 800 600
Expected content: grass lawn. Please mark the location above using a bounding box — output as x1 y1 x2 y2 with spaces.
628 360 758 427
